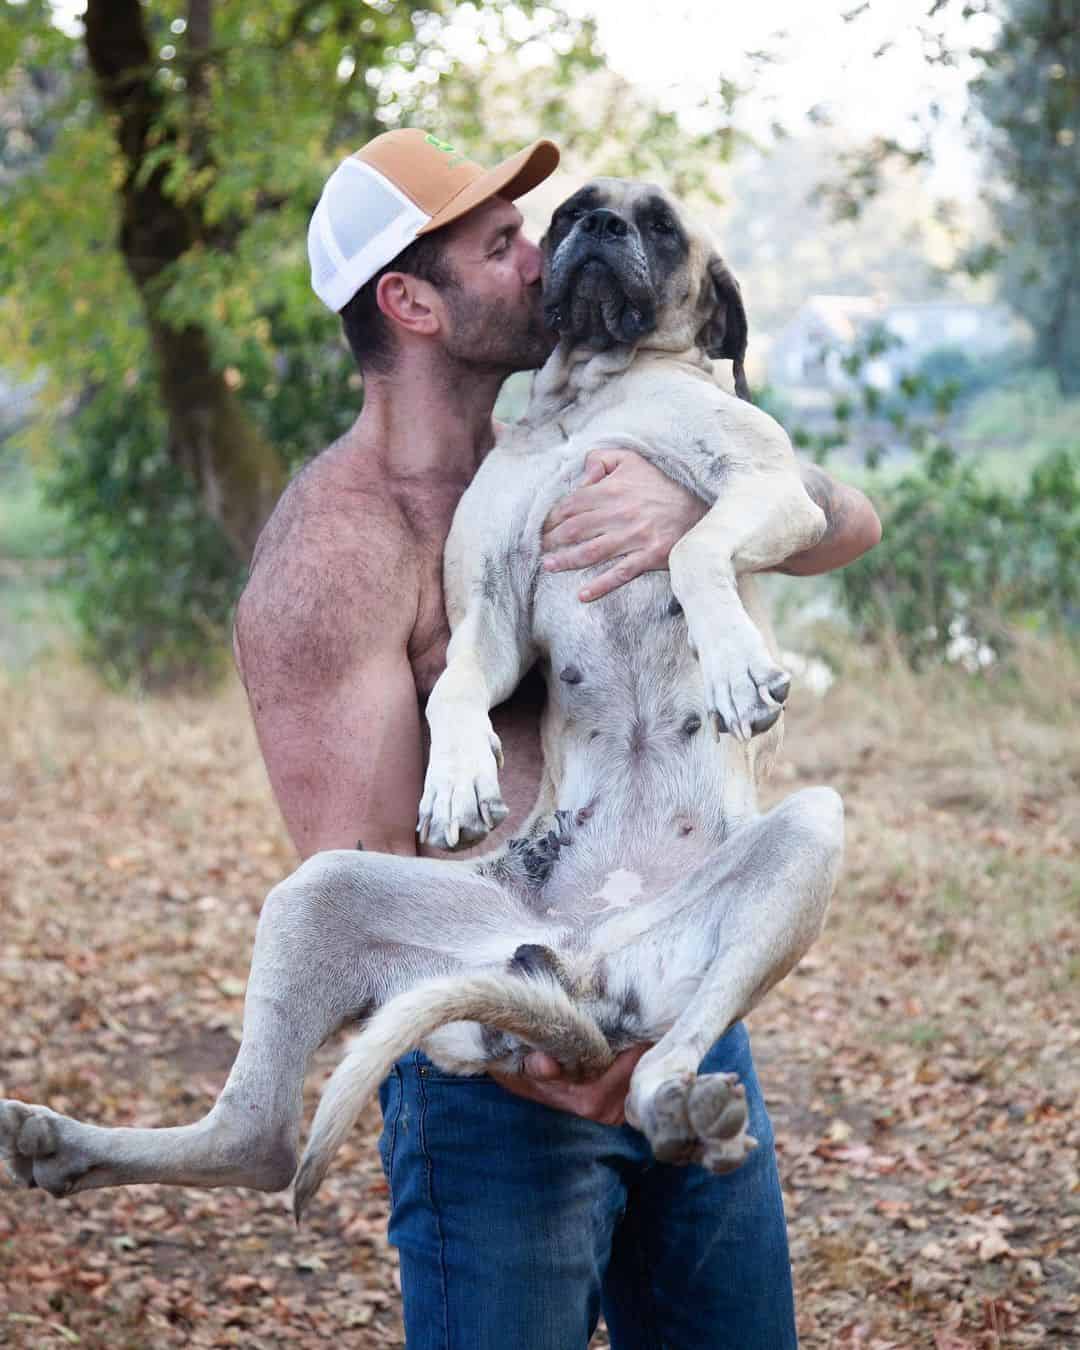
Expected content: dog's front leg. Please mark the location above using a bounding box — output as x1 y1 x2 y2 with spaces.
669 471 825 742
418 588 533 851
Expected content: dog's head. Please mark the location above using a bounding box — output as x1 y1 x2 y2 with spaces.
541 178 749 398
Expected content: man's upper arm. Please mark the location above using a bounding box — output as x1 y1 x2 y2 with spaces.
235 527 423 861
777 464 882 575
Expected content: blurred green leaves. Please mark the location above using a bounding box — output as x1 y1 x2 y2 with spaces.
837 439 1080 669
0 0 615 683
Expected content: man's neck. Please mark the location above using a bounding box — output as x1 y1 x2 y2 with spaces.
349 347 510 483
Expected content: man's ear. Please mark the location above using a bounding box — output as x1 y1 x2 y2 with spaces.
375 272 440 337
697 256 750 401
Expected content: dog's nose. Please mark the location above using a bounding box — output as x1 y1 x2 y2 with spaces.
581 208 629 241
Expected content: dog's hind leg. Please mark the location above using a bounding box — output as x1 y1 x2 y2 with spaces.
0 852 520 1199
601 787 844 1173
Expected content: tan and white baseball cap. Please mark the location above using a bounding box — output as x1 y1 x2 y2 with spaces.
308 129 560 312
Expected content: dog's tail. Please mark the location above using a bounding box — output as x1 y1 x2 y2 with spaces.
293 969 612 1220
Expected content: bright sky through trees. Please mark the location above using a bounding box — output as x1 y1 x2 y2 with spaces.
45 0 991 195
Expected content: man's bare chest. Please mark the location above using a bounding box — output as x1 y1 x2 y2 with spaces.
397 491 460 702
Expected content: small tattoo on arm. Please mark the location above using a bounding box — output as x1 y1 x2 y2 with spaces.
801 465 848 544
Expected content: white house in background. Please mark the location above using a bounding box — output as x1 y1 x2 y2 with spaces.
767 295 1016 394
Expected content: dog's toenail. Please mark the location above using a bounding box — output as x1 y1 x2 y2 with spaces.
750 706 782 736
769 676 791 704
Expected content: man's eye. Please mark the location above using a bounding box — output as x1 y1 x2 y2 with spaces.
491 235 512 255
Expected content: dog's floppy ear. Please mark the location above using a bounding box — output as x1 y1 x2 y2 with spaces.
698 256 750 401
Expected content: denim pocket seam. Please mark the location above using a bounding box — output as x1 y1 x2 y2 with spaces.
378 1067 402 1182
415 1060 452 1348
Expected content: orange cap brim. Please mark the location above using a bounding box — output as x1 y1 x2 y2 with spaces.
417 139 560 235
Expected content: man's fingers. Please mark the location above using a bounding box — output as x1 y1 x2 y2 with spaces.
544 479 614 531
579 452 614 484
544 446 633 530
522 1050 563 1081
543 536 622 575
541 508 607 553
579 554 648 603
491 1069 623 1123
492 1042 653 1124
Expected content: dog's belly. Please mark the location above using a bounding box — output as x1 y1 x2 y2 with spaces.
529 566 759 921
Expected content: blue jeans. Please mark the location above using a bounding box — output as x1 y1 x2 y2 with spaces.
378 1023 796 1349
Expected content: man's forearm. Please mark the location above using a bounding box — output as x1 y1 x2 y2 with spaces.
776 464 882 576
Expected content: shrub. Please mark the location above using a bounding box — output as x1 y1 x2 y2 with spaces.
37 303 359 688
44 373 243 689
836 441 1080 667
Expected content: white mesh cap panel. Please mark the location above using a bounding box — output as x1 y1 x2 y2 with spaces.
307 219 337 295
308 158 431 311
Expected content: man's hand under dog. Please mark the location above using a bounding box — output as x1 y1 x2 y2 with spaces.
490 1044 652 1125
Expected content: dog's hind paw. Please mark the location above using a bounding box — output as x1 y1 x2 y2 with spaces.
0 1100 82 1196
631 1072 757 1174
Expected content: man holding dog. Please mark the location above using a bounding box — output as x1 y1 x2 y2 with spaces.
235 131 880 1349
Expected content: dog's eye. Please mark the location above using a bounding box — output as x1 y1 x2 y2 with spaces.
651 215 675 236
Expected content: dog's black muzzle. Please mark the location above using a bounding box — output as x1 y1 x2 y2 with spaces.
543 209 657 349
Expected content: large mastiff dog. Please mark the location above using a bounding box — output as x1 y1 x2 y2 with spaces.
1 180 844 1221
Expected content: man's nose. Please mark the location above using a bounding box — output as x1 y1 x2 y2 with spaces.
581 209 629 241
521 237 543 285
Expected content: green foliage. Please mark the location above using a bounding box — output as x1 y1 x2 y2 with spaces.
782 317 1080 669
0 0 602 685
821 1 1080 394
227 305 359 471
968 0 1080 394
0 0 610 404
835 440 1080 668
44 375 243 689
29 301 359 688
958 369 1080 479
1 0 752 687
913 343 1025 406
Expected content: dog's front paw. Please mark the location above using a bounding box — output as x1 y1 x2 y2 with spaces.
418 721 508 850
690 615 790 743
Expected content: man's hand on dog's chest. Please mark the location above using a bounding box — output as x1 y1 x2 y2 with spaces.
490 1043 653 1125
540 447 707 602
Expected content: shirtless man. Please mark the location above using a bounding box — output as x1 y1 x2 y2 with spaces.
234 131 881 1349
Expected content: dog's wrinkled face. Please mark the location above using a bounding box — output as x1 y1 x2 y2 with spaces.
541 178 749 396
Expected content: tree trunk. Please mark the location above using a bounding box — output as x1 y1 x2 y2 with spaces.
83 0 286 560
1046 243 1080 397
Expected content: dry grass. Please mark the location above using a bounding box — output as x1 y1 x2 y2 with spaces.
1 636 1078 1347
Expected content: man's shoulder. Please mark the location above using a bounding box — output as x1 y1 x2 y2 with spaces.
251 448 416 587
236 448 419 682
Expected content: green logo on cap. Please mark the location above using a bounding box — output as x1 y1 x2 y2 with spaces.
425 133 467 168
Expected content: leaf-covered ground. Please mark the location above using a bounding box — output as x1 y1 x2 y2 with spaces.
2 642 1077 1348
